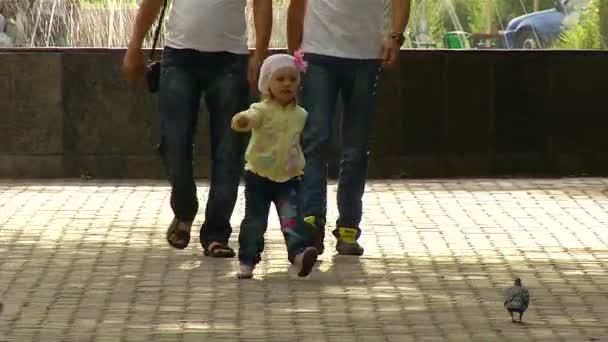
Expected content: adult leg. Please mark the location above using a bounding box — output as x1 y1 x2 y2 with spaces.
333 59 382 256
158 48 203 249
200 53 249 256
299 54 340 255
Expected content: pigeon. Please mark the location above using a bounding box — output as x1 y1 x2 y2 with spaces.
504 278 530 323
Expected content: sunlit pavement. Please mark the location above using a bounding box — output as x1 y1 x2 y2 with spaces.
1 178 608 342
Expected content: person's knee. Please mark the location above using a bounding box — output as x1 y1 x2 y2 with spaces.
212 152 244 175
240 218 266 235
210 157 242 192
209 181 239 209
303 130 330 158
211 133 246 167
161 143 194 179
163 143 191 161
341 146 369 166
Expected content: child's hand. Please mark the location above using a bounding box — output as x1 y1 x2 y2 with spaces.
235 116 250 130
232 108 261 131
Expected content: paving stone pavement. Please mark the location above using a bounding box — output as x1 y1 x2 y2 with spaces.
1 178 608 342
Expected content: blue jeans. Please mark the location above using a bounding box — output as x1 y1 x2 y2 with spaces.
238 171 312 265
299 53 382 238
158 47 249 249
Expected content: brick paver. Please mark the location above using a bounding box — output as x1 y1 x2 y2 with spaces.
1 179 608 342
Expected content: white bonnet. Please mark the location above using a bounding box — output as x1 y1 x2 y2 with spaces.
257 52 308 95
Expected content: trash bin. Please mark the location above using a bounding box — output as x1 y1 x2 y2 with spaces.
443 31 472 49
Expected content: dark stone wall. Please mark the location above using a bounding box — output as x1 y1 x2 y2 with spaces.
1 48 607 179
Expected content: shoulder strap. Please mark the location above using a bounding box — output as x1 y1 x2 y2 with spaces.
149 0 168 60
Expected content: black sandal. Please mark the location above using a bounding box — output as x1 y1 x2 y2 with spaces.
166 218 191 250
204 242 235 258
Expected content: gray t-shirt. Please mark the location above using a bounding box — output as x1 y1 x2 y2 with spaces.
164 0 248 54
301 0 384 59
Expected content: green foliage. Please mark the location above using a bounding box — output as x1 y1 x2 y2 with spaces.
555 0 601 49
600 0 608 47
457 0 555 33
401 0 448 47
400 0 563 48
397 0 605 49
463 0 486 33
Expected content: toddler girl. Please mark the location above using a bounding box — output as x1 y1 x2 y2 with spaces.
231 52 318 279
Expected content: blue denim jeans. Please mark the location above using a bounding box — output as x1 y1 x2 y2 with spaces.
299 53 382 239
238 171 312 265
158 47 249 249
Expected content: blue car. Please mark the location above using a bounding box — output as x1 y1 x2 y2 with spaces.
500 0 586 49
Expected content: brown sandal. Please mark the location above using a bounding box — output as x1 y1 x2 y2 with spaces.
204 241 235 258
166 218 191 250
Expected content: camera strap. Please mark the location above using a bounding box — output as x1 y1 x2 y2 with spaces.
149 0 168 61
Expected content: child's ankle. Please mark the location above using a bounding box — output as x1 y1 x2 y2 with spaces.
237 263 255 279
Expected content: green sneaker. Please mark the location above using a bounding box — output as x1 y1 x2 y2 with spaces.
304 216 325 255
334 227 364 256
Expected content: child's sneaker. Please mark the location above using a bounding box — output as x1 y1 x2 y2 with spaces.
294 247 318 277
237 263 255 279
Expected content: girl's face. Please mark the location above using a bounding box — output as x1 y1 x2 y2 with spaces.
269 67 300 106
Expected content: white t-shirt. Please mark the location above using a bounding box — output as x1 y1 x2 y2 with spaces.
164 0 248 54
301 0 385 59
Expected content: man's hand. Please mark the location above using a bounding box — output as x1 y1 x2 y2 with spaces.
251 0 272 90
383 0 410 67
121 0 164 83
122 46 145 82
287 0 307 54
381 38 400 67
248 49 267 90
